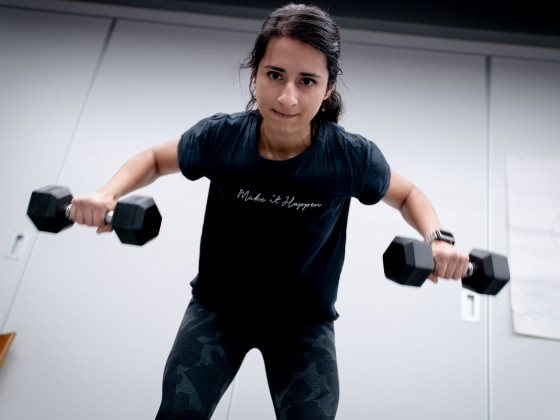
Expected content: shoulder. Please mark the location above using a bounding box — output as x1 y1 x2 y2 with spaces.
188 111 256 135
180 111 258 151
320 121 384 158
317 122 391 203
205 111 256 126
178 111 258 179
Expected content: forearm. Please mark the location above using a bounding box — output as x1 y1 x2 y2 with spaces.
96 138 180 200
96 148 161 200
383 170 441 238
70 139 179 229
399 186 441 238
383 170 469 279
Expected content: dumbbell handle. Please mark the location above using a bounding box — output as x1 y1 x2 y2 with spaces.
434 259 476 279
65 204 114 225
435 261 475 278
465 262 474 278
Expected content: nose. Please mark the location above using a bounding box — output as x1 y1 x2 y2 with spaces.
278 82 297 107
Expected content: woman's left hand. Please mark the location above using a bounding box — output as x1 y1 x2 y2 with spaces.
428 241 470 283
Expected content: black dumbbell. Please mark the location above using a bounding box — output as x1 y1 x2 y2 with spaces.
27 185 162 246
382 236 510 295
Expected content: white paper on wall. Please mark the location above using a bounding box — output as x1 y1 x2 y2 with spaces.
506 156 560 341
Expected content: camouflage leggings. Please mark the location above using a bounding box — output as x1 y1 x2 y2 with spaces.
155 299 339 420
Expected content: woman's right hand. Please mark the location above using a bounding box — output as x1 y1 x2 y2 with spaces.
69 191 118 233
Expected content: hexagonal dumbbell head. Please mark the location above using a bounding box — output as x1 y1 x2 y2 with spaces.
27 185 74 233
383 236 435 287
462 249 510 295
111 195 162 246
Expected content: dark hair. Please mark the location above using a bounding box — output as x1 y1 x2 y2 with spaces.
242 3 343 124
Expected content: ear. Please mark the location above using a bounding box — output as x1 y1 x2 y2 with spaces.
251 72 257 89
323 81 334 101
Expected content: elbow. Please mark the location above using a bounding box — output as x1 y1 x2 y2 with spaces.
151 139 180 178
137 148 161 183
383 170 423 213
400 184 418 212
149 148 163 177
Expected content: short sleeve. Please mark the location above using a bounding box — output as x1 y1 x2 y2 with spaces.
356 140 391 205
178 114 229 180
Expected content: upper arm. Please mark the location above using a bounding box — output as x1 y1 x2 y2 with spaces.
382 169 415 210
153 138 180 176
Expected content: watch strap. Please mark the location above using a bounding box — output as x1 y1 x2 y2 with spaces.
425 229 455 245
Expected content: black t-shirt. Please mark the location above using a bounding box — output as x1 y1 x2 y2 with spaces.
178 111 391 321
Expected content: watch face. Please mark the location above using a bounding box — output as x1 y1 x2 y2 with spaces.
438 230 455 244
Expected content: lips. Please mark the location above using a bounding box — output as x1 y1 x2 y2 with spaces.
273 109 298 119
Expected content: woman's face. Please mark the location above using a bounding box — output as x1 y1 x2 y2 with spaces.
253 36 333 141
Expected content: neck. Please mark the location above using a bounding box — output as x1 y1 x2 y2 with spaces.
258 122 312 161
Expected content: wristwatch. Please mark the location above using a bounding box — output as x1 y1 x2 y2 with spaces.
425 229 455 245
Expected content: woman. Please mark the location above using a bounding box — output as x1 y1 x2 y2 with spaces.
70 4 469 419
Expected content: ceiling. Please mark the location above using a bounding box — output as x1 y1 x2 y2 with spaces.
67 0 560 48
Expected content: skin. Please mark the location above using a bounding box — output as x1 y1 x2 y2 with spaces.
70 35 469 281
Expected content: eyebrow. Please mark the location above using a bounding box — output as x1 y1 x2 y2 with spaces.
263 65 322 78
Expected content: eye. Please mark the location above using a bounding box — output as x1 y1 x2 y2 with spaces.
267 71 282 81
301 77 317 87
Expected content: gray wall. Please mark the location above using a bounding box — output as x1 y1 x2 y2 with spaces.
1 1 559 419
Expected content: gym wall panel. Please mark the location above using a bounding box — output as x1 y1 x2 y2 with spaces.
489 57 560 420
1 17 254 420
334 43 488 420
0 5 111 357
